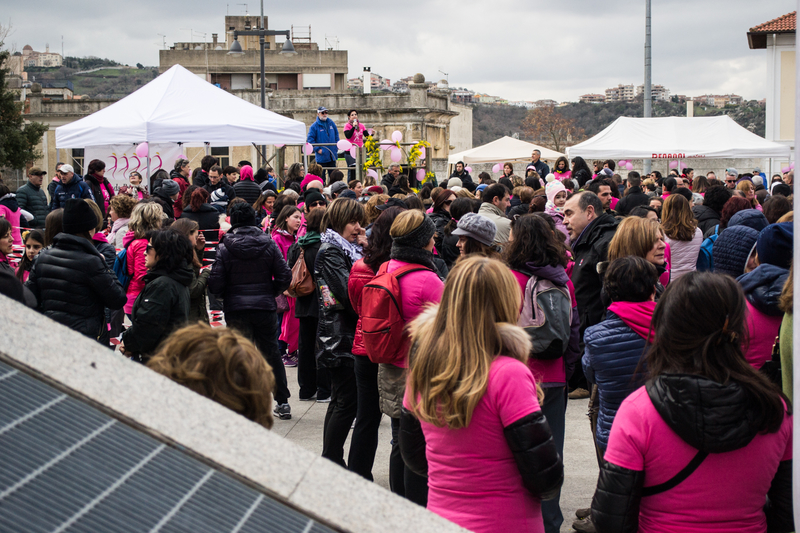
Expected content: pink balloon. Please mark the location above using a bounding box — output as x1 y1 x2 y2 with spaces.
668 160 678 169
625 162 633 170
790 163 795 169
349 146 357 158
303 143 314 155
618 160 627 167
337 139 352 151
367 169 380 180
135 143 148 158
391 130 403 143
367 128 375 135
419 147 426 160
492 163 501 173
274 144 285 148
416 168 426 181
178 154 187 160
465 166 473 173
782 166 791 173
390 147 402 162
380 139 394 150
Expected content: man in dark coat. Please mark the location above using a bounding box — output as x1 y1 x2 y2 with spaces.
693 184 731 237
15 167 49 229
27 199 126 341
449 161 476 192
203 165 236 213
530 149 550 179
614 172 650 216
50 164 93 210
208 203 293 417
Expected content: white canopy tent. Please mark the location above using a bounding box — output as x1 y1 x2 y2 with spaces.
55 64 307 148
566 116 791 160
448 136 565 165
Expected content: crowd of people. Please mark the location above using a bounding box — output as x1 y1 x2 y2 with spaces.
0 149 795 533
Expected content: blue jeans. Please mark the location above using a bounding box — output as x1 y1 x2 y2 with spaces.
540 386 566 533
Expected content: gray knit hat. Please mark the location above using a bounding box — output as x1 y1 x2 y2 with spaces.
159 179 180 196
452 213 497 246
392 213 436 248
447 177 463 189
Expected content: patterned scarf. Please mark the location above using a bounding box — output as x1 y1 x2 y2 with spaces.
321 228 363 263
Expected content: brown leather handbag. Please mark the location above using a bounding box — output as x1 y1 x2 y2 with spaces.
287 248 315 298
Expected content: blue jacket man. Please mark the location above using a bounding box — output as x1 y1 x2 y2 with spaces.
307 106 339 166
50 164 93 211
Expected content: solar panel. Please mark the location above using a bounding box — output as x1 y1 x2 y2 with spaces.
0 361 337 533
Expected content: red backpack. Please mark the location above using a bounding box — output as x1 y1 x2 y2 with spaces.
361 263 432 364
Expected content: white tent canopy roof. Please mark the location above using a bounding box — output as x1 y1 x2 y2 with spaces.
566 116 791 160
448 136 565 165
56 65 307 149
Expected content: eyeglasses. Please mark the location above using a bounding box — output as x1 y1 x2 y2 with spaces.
308 201 325 207
444 200 453 206
320 112 328 115
146 244 154 253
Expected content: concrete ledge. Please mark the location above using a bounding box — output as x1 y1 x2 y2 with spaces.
0 294 465 533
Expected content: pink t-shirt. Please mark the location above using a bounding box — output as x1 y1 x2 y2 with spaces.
344 122 367 147
604 387 792 533
744 301 782 370
404 356 544 533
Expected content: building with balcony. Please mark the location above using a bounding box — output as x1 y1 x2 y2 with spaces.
605 84 635 102
636 84 671 101
579 93 605 104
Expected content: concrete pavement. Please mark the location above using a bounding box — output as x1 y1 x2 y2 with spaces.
275 366 599 533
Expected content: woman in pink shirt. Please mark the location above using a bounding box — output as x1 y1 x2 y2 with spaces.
401 256 563 533
503 213 580 533
592 272 793 533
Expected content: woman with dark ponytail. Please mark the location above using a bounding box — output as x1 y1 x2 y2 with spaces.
179 187 220 230
591 272 793 533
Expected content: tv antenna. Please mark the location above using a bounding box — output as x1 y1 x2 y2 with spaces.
237 3 248 15
156 34 166 49
438 69 449 85
324 35 339 51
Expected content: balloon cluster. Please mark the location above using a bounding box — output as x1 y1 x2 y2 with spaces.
668 160 686 171
781 163 795 173
618 159 634 170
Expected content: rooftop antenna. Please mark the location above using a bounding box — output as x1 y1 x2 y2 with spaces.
438 69 449 85
324 35 339 51
157 34 166 49
180 28 194 43
237 3 248 15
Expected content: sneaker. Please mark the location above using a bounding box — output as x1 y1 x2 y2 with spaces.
575 508 592 520
316 395 331 403
273 403 292 420
299 393 317 402
568 387 590 400
282 352 298 367
572 518 596 533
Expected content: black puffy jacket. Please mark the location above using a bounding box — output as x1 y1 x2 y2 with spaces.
179 203 221 231
592 374 794 533
233 180 261 206
314 241 358 368
693 205 722 237
207 225 291 313
121 263 192 359
570 213 619 338
27 233 127 340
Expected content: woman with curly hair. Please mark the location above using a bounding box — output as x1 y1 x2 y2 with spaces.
660 194 701 281
147 323 276 429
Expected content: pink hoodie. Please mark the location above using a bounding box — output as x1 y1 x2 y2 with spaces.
122 231 148 314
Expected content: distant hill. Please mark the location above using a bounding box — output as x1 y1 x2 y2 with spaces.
24 56 157 99
472 100 766 147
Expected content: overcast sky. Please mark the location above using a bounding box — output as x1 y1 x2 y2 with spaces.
3 0 793 102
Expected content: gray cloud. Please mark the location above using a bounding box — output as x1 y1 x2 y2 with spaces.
3 0 790 102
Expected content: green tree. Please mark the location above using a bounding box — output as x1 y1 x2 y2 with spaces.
0 35 48 169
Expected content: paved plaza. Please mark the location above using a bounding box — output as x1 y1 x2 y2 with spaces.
276 366 599 533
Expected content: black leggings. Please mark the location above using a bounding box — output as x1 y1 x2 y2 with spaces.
322 365 357 468
390 417 428 507
348 355 382 480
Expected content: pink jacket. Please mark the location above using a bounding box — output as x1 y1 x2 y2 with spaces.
348 258 376 356
387 259 444 366
123 232 148 314
744 301 782 370
0 204 22 245
270 228 296 260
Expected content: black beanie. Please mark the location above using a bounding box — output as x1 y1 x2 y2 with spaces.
392 214 436 248
230 202 257 229
62 198 98 234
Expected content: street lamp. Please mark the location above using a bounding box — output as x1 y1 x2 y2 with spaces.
227 0 297 167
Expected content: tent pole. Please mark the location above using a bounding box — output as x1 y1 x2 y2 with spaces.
643 0 652 176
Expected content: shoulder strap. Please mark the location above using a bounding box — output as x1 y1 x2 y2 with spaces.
392 264 432 280
641 450 709 497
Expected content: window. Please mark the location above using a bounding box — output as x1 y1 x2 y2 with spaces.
210 147 229 168
71 149 84 175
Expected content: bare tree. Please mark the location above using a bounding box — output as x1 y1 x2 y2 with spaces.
521 106 585 153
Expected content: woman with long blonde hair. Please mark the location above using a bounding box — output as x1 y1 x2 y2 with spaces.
660 194 702 281
400 256 563 533
609 216 671 292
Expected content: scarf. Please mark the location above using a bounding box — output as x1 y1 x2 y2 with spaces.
390 243 436 271
321 228 363 263
608 301 657 342
298 231 321 248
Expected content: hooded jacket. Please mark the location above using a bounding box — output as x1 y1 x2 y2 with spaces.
570 213 619 337
179 203 221 231
592 374 794 533
208 225 291 313
0 194 23 245
233 179 261 206
692 205 721 236
123 232 148 315
121 262 192 359
168 170 190 217
50 176 93 210
152 190 176 220
582 303 653 449
738 264 789 369
306 117 340 164
26 233 127 340
15 180 49 229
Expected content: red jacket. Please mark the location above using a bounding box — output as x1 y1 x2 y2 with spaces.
348 258 376 356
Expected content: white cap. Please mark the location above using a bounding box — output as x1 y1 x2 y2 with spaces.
60 164 74 174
